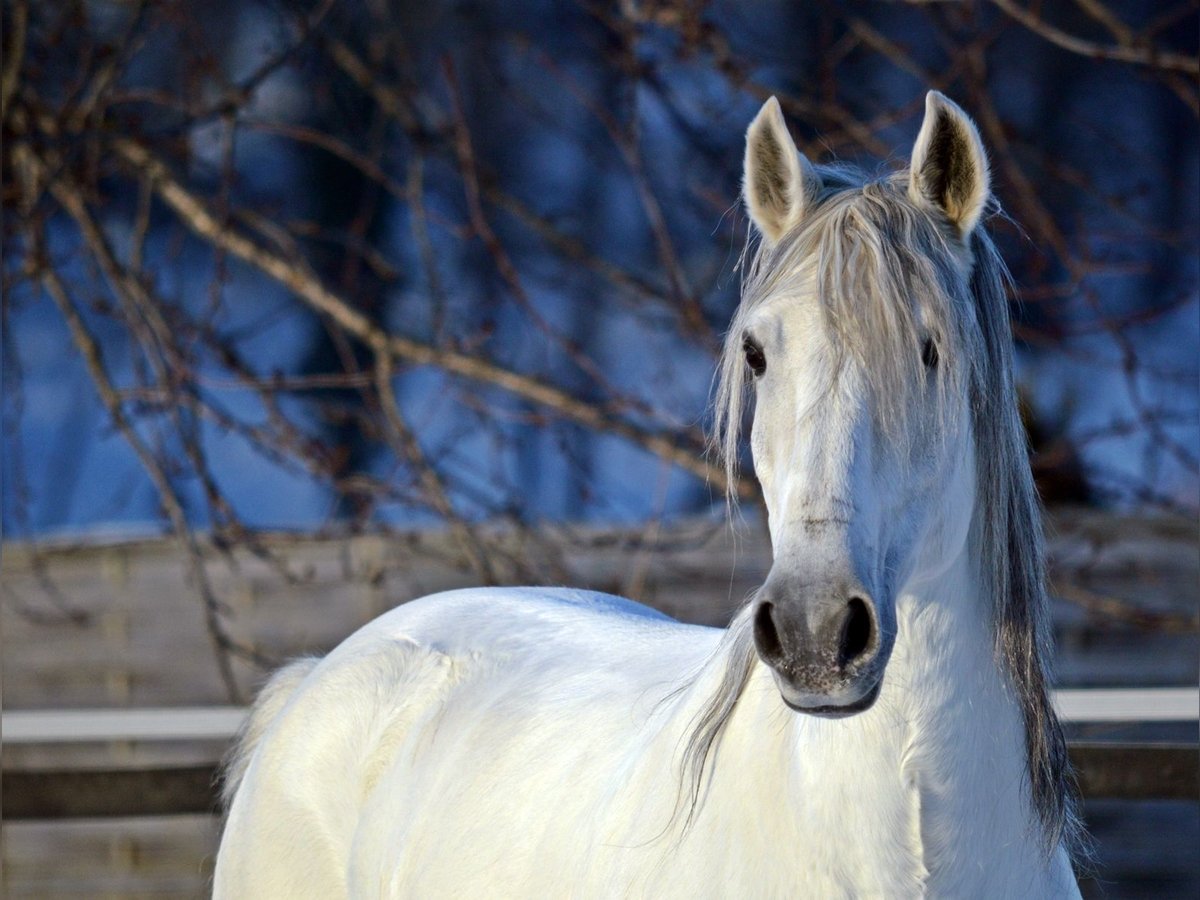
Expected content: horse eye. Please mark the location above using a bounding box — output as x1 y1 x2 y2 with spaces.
921 338 939 370
743 337 767 377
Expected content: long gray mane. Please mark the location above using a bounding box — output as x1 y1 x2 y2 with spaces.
683 164 1085 862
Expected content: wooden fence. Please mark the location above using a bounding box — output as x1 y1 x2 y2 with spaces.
4 688 1196 821
4 741 1197 821
2 510 1197 897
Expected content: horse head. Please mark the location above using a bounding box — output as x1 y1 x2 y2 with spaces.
730 93 992 716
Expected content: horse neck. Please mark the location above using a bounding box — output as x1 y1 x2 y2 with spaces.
698 529 1044 888
888 537 1052 883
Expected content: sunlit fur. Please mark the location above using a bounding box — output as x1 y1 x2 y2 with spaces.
215 95 1084 898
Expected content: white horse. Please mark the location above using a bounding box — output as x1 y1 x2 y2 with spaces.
215 92 1084 898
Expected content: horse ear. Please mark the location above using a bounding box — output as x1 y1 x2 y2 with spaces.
743 97 820 245
908 91 991 239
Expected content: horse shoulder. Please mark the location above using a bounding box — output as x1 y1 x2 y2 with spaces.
340 589 718 894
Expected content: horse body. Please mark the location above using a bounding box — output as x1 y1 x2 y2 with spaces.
216 91 1084 897
216 576 1075 897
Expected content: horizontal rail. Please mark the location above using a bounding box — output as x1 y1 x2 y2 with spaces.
3 706 246 743
3 689 1198 744
1054 687 1198 722
3 743 1196 820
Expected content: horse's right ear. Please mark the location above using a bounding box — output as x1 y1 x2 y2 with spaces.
743 97 820 246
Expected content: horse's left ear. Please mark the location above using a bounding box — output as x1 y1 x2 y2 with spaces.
908 91 990 239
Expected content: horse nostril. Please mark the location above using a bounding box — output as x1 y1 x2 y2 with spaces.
754 602 784 663
837 597 874 668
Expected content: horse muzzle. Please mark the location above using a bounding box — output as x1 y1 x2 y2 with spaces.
752 576 893 717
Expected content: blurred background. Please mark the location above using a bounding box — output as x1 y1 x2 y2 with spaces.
1 0 1197 896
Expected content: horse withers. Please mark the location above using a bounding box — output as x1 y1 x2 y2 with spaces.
214 92 1084 898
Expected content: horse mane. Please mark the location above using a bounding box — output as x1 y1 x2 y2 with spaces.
967 230 1087 862
687 164 1085 862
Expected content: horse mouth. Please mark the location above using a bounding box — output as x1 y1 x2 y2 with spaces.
780 680 882 718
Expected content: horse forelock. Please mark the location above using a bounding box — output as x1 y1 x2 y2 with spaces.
694 165 1083 863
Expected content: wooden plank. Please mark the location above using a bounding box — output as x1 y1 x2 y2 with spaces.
1070 743 1199 801
4 743 1196 820
2 816 220 898
3 511 1196 710
3 766 220 819
4 689 1196 745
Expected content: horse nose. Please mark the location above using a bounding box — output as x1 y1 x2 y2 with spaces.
836 596 875 669
752 591 879 675
753 601 786 666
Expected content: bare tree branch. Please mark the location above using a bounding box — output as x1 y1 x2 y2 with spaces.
987 0 1200 74
108 137 735 494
